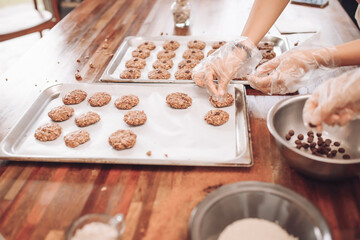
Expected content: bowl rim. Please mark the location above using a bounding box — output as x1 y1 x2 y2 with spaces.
267 95 360 164
189 181 332 240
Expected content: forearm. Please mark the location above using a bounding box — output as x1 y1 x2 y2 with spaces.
241 0 290 45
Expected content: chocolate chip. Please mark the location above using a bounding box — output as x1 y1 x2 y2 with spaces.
144 42 148 45
289 130 295 136
295 140 302 145
170 40 174 43
309 123 317 128
343 154 351 159
307 131 314 136
192 50 196 53
165 51 169 53
316 133 322 137
157 70 162 73
266 50 271 53
296 145 302 149
286 134 291 140
129 69 133 72
338 148 345 153
307 137 314 143
310 142 316 148
194 40 197 43
264 43 269 46
327 153 334 158
138 50 142 53
311 147 317 153
185 70 190 74
334 141 340 147
297 134 304 140
186 60 191 63
162 60 167 63
302 143 309 149
134 58 138 61
318 137 323 142
325 139 331 146
219 41 223 44
331 150 337 156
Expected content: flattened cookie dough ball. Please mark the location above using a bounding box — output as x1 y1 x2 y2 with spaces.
88 92 111 107
152 59 174 70
163 40 180 51
131 48 151 59
148 69 171 79
124 110 147 126
64 130 90 148
178 59 200 69
183 49 204 60
187 40 206 50
75 111 101 127
212 41 226 49
62 89 87 105
34 123 62 141
204 109 229 126
257 42 274 50
48 105 74 122
125 57 146 69
256 58 270 69
114 95 139 110
209 92 234 108
157 50 176 59
175 69 192 80
166 92 192 109
137 41 156 50
207 49 217 57
120 68 141 79
109 129 137 150
261 49 276 59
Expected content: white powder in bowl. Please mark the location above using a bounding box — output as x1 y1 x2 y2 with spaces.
71 222 118 240
218 218 298 240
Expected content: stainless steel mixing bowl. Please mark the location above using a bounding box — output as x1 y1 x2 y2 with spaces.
189 181 332 240
267 95 360 180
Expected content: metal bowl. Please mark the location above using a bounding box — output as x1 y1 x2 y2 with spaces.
267 95 360 180
189 181 331 240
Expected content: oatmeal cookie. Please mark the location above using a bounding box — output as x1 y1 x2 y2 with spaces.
209 92 234 108
88 92 111 107
157 50 176 59
257 42 274 50
120 68 141 79
204 109 229 126
148 69 171 79
109 129 137 150
124 110 147 126
207 49 217 57
183 49 204 60
261 49 276 59
125 57 146 69
34 123 62 141
64 130 90 148
166 92 192 109
62 89 87 105
114 95 139 110
152 59 174 70
174 69 192 80
131 48 151 59
163 40 180 51
75 111 101 127
137 41 156 50
187 40 206 50
48 105 74 122
212 41 226 49
178 59 200 69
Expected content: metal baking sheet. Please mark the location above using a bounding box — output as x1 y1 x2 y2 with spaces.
100 35 289 84
0 83 253 167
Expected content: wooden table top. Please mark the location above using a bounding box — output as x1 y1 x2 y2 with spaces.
1 0 360 239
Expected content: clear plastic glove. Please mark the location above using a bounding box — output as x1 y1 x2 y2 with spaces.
248 47 339 94
303 68 360 132
192 38 261 99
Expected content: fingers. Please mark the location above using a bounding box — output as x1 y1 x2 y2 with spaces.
303 93 321 128
192 71 206 87
204 70 219 97
256 57 280 75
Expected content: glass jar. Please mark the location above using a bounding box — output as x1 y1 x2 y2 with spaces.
171 0 191 28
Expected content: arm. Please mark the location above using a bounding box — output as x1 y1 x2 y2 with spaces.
242 0 290 45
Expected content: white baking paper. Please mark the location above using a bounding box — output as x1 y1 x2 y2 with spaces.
12 83 249 164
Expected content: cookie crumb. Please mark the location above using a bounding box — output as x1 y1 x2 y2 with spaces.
102 43 109 49
57 61 60 64
164 154 168 157
76 59 81 63
90 63 94 68
294 41 299 46
160 32 164 35
75 73 82 81
5 78 8 81
146 151 152 156
85 56 89 59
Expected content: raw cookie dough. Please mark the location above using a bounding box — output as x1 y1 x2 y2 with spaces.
187 40 206 50
123 110 147 126
62 89 87 105
88 92 111 107
166 92 192 109
178 59 200 69
48 105 74 122
125 57 146 69
148 69 171 79
152 59 174 70
207 49 217 57
204 109 229 126
34 123 62 141
120 68 141 79
209 92 234 108
75 111 101 127
212 41 226 49
64 130 90 148
114 95 139 110
261 49 276 59
109 129 137 150
157 50 176 59
175 69 192 80
183 49 204 60
131 48 151 59
137 41 156 50
163 40 180 50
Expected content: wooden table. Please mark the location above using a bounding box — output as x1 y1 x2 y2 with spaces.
1 0 360 239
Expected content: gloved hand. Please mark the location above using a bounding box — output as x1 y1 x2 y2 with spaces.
192 38 261 99
248 47 340 94
303 68 360 132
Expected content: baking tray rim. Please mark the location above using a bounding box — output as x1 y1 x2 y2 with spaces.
0 83 253 167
